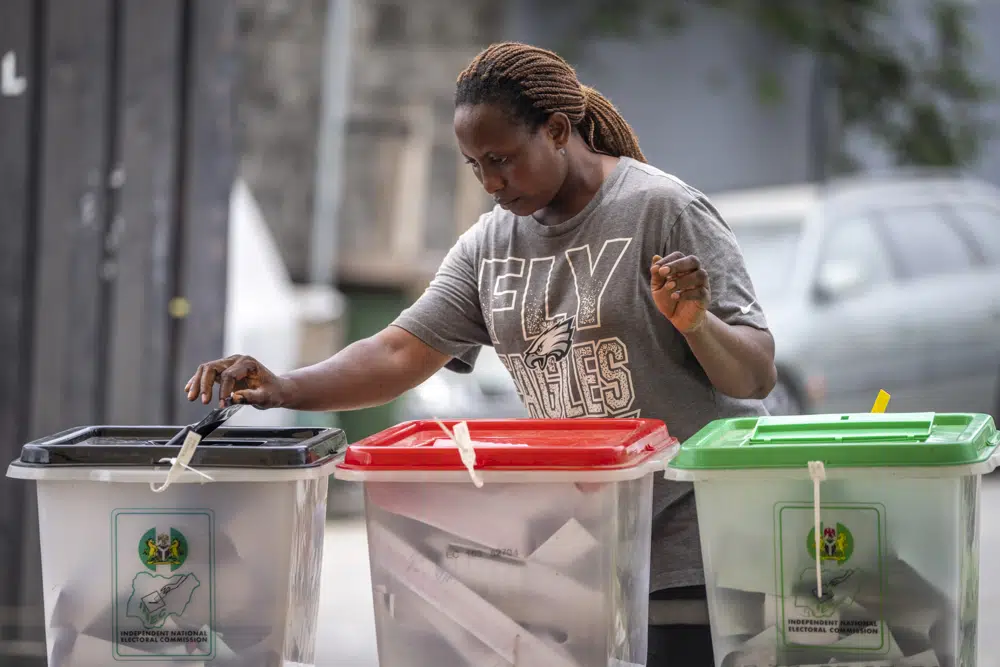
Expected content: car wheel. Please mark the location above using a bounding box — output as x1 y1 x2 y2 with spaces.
764 378 804 416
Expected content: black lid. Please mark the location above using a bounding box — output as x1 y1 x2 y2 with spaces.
14 425 347 469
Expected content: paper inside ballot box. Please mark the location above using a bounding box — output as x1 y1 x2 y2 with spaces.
377 581 515 666
438 540 603 641
371 520 583 667
716 554 949 640
365 480 597 556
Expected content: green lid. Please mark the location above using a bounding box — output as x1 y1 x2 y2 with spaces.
668 412 1000 471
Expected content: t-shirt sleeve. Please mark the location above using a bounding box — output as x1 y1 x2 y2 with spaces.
391 220 492 374
665 196 769 331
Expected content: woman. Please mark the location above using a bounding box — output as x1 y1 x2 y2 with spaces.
187 42 776 665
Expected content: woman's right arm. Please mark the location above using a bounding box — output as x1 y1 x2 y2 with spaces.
189 216 492 412
185 325 451 412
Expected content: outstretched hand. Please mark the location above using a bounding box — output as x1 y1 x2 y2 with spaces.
184 354 288 410
650 252 710 334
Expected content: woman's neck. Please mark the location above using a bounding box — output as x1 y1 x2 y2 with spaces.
533 149 620 226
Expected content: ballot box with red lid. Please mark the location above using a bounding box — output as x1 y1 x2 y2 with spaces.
334 417 678 667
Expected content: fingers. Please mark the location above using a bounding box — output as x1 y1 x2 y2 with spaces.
232 387 270 409
670 286 710 302
218 357 251 407
185 355 242 405
650 253 702 291
651 252 683 268
656 254 700 279
662 268 707 292
649 252 683 288
185 370 202 402
199 364 222 405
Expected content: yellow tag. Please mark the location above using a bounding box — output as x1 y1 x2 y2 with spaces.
871 389 891 413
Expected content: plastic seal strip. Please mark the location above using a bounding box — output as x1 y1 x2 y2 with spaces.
150 430 215 493
807 460 826 598
434 419 483 488
804 389 892 598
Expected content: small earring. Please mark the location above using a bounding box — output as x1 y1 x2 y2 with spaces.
559 147 566 155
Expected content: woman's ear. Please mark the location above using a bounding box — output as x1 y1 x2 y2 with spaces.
546 112 572 151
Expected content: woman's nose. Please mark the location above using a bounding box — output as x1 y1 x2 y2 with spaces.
480 165 504 195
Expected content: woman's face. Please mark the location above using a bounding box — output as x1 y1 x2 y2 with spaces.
454 103 567 217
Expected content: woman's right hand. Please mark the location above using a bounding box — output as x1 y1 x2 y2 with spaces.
184 354 291 409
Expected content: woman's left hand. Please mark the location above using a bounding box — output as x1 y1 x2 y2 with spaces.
650 252 710 334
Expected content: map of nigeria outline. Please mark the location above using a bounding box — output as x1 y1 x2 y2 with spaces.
126 572 201 629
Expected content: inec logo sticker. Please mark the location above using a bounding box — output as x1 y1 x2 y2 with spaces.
775 504 886 652
806 522 854 564
113 510 215 659
139 528 188 571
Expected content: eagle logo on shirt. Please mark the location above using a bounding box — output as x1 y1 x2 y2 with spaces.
524 318 575 369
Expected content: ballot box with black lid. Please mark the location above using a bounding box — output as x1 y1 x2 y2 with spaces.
6 421 346 667
334 417 678 667
665 411 1000 667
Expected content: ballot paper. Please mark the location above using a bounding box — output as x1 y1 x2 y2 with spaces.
711 588 766 638
712 490 978 667
384 580 514 666
365 481 590 556
898 649 942 667
529 518 600 569
438 539 603 643
369 519 582 667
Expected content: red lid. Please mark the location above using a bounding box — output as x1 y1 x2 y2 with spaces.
337 418 676 472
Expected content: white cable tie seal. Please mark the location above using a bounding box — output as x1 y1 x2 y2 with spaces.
150 430 215 493
807 460 827 599
434 418 483 488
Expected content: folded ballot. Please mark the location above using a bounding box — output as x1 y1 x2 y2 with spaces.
383 579 514 666
365 481 594 556
438 539 603 643
370 519 583 667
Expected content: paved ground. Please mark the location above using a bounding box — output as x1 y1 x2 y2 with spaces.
314 476 1000 666
315 520 378 667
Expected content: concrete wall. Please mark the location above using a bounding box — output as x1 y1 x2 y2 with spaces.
336 0 500 287
235 0 500 287
235 0 327 282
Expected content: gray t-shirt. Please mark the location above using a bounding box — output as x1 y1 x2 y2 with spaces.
393 156 769 592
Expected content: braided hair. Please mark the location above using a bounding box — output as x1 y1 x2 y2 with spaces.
456 42 646 163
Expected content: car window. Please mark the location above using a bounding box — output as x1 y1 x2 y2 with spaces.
876 205 975 279
951 203 1000 266
729 218 803 301
817 216 894 294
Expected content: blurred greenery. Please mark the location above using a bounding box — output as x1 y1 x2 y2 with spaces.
552 0 994 175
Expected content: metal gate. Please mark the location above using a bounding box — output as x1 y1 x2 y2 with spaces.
0 0 237 662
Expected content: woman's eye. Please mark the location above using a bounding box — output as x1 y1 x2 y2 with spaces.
492 156 509 165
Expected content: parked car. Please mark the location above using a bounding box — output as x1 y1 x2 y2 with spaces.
714 171 1000 417
402 171 1000 421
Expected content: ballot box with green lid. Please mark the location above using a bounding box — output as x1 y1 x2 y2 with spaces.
6 417 346 667
334 417 678 667
664 411 1000 667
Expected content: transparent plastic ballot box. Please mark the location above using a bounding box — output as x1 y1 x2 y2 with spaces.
333 417 678 667
664 411 1000 667
6 421 346 667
